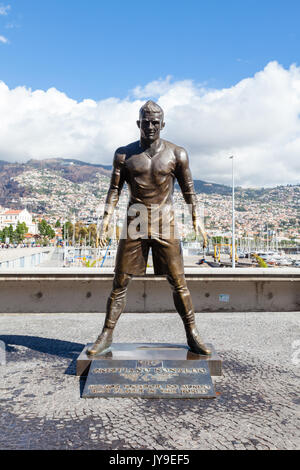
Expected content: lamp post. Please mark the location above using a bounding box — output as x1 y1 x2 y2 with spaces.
229 156 236 268
72 214 76 247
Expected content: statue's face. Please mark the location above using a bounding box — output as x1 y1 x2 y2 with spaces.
137 112 165 142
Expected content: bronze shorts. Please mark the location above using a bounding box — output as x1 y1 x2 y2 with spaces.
114 237 184 276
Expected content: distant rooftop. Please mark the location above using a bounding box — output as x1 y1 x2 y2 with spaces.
1 210 22 215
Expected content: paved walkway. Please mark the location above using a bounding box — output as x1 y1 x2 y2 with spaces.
37 248 64 267
0 312 299 450
0 247 53 263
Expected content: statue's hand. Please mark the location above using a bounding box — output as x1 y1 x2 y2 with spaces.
202 232 208 249
196 228 208 249
98 222 109 248
193 218 208 249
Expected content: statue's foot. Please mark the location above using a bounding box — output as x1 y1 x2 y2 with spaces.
87 329 113 356
186 327 211 355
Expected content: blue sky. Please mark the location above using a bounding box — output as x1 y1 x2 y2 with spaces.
1 0 300 100
0 0 300 186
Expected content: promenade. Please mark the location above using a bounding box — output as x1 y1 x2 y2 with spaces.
0 311 299 450
0 247 54 269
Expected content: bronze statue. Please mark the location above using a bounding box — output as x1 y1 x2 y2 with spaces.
87 101 211 356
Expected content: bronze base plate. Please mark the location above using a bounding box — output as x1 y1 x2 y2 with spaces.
78 343 222 399
77 342 222 377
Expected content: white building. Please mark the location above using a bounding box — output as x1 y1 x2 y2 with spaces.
0 208 38 234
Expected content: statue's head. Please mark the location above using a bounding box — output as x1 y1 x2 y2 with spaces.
137 100 165 142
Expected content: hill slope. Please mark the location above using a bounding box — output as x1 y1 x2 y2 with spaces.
0 158 298 216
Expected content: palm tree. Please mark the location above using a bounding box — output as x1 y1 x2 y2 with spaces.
88 224 98 246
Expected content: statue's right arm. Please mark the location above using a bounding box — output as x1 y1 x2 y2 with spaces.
99 150 125 239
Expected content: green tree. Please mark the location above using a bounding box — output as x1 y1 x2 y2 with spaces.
62 221 73 240
8 225 14 243
88 224 98 246
211 236 222 244
15 221 28 243
38 219 55 243
38 219 49 237
1 226 10 243
78 226 88 244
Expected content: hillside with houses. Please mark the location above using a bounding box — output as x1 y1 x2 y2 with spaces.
0 158 298 243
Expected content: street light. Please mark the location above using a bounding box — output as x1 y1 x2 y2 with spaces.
229 156 236 268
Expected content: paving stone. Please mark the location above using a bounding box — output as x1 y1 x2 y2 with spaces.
0 311 299 450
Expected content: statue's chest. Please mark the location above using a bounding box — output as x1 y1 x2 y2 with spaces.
126 150 175 181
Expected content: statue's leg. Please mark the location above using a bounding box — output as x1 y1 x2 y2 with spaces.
87 272 132 355
166 273 211 355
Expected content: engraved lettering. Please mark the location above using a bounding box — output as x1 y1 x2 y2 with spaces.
93 367 206 374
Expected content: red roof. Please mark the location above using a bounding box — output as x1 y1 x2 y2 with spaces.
3 210 22 215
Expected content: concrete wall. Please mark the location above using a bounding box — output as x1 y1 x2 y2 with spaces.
0 268 299 313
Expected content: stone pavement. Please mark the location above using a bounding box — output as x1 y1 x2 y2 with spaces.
0 312 299 450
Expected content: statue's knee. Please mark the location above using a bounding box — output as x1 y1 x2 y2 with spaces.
167 274 188 293
113 272 132 290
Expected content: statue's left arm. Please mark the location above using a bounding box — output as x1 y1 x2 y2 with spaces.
98 150 125 247
174 147 207 247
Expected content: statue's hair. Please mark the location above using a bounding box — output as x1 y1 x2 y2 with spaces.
139 100 164 120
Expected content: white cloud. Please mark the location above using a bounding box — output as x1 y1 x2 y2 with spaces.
0 34 8 43
0 4 10 15
132 75 175 98
0 61 300 187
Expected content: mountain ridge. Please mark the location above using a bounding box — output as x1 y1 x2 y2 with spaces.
0 157 298 209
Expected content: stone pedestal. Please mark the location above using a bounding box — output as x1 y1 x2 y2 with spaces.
77 342 222 377
78 343 222 399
